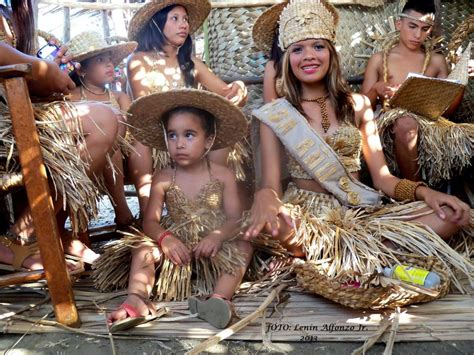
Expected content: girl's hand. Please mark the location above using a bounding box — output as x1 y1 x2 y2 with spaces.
417 186 470 225
193 234 223 259
160 234 191 266
223 80 247 106
243 188 294 240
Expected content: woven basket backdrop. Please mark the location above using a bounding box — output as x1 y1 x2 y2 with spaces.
440 0 473 123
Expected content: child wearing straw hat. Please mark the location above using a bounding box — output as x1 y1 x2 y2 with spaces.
362 0 474 187
95 89 253 331
68 31 139 229
68 31 137 112
125 0 249 218
0 1 128 269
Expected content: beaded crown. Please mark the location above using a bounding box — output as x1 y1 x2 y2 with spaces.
278 0 339 50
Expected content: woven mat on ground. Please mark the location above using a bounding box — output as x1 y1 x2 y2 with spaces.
0 276 472 342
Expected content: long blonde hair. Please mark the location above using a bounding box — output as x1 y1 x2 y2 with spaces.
280 39 355 125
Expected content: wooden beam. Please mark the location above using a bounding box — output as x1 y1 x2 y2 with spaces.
3 75 80 328
39 0 383 10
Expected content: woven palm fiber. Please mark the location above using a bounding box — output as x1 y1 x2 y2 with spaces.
440 1 474 123
207 5 268 80
0 277 473 342
207 1 400 82
335 1 400 78
295 254 450 310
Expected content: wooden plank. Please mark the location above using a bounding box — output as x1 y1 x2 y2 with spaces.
0 289 473 342
3 77 80 327
0 64 31 79
38 0 383 10
0 270 45 285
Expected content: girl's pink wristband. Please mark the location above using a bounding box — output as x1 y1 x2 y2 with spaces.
157 230 172 248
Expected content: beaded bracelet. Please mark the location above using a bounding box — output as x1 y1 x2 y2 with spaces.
157 230 173 248
393 179 427 201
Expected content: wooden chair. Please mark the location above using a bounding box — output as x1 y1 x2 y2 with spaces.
0 64 80 327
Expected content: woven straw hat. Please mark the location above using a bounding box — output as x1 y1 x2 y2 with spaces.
67 31 137 66
129 89 248 151
128 0 211 41
278 0 339 50
252 1 288 53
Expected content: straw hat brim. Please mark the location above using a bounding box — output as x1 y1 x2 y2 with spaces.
128 0 211 41
252 2 288 53
128 89 248 151
73 42 137 66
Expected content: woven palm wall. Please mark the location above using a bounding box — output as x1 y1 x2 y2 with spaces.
440 0 473 123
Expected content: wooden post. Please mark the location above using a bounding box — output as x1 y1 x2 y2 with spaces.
101 0 110 39
2 69 80 328
63 6 71 43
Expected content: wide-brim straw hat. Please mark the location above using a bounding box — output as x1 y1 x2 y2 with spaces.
252 1 288 53
128 89 248 151
68 31 137 66
128 0 211 41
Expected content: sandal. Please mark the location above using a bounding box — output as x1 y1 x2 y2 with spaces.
188 294 236 329
0 235 84 276
0 235 40 271
109 293 160 333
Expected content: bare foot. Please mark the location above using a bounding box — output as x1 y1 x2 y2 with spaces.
61 235 99 264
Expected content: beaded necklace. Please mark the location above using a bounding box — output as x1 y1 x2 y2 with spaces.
301 94 331 133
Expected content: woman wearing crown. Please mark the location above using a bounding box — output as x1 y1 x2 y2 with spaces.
244 0 473 287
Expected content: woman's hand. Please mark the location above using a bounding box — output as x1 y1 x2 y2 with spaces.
160 234 191 266
48 41 80 70
243 188 294 240
417 186 470 226
193 234 223 259
223 80 247 107
29 59 76 96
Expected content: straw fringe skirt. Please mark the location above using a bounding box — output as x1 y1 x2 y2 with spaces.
92 212 247 301
378 108 474 186
0 100 103 234
283 183 474 291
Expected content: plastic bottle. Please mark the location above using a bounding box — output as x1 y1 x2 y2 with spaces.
382 265 441 288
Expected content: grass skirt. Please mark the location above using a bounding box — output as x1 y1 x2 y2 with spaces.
283 183 474 292
0 100 102 234
92 211 247 301
378 108 474 186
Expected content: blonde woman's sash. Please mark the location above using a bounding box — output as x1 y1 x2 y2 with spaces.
253 99 382 207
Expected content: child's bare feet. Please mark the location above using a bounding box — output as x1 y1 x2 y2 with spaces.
61 235 99 264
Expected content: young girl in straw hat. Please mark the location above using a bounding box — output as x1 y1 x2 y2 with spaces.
0 1 125 269
245 0 472 291
96 89 253 331
68 31 139 229
126 0 248 217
